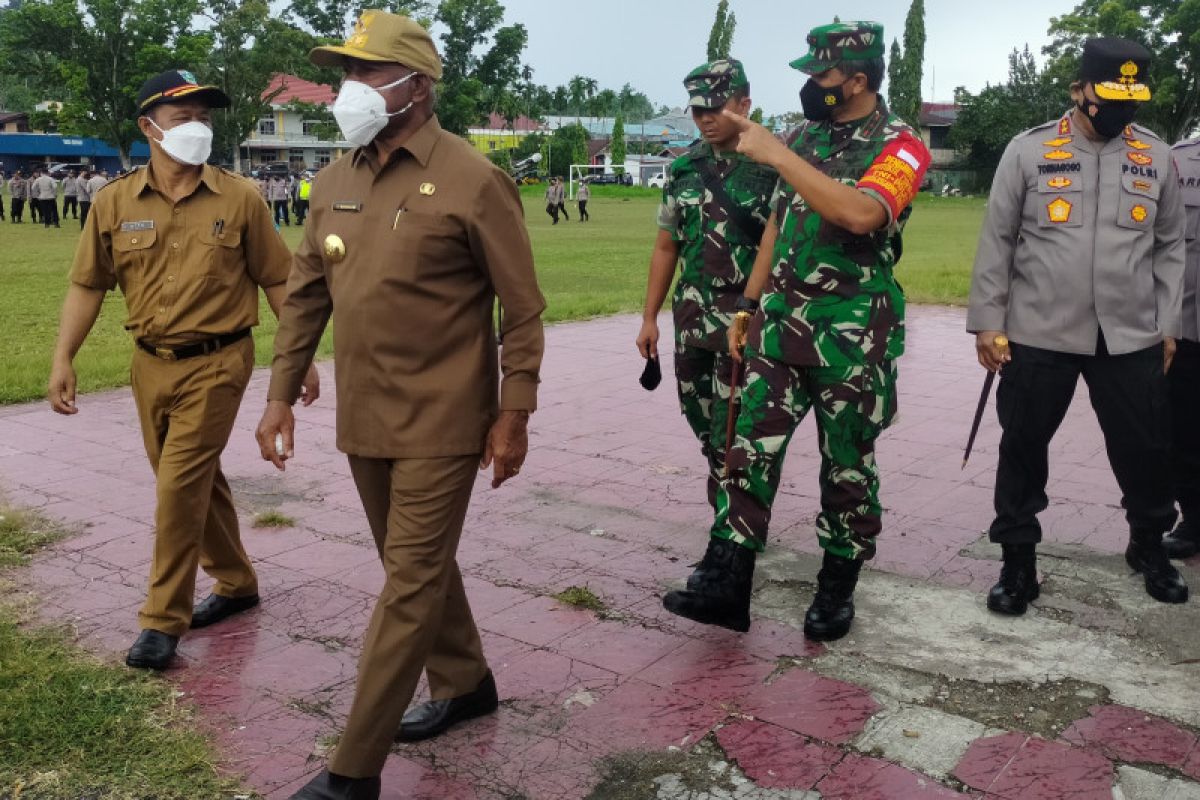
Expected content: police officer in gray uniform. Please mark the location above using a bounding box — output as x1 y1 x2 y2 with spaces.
967 37 1188 613
1164 138 1200 558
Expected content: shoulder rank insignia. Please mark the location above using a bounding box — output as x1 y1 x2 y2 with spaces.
1058 117 1072 136
1047 197 1073 224
1047 177 1072 189
1126 139 1152 151
1127 152 1153 166
1043 137 1072 147
1130 204 1148 223
1044 150 1074 161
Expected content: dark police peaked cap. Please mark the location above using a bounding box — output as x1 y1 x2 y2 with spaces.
1080 37 1152 102
135 70 230 117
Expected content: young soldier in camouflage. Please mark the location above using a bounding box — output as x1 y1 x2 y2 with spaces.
663 22 931 639
636 59 778 564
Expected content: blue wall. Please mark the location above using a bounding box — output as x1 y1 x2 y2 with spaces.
0 133 150 174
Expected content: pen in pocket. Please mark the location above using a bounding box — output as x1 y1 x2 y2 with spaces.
392 207 406 230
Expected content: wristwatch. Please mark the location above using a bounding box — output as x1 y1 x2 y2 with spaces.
734 296 759 315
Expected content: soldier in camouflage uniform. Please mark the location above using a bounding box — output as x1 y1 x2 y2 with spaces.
663 22 931 639
637 59 778 544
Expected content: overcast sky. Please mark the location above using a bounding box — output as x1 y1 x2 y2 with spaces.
491 0 1081 116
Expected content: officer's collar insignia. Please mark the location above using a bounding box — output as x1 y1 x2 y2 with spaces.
1047 177 1072 189
332 201 362 212
1126 139 1152 151
1044 150 1074 161
419 182 436 196
1130 204 1148 223
1047 197 1073 224
1058 117 1072 136
120 220 155 231
1043 137 1072 147
1127 152 1153 166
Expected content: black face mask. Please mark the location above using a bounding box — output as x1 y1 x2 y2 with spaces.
1078 97 1139 139
800 78 849 121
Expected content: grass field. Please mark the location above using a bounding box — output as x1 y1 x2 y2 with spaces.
0 186 984 404
0 506 241 799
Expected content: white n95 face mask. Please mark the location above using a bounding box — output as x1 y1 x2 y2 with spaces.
148 119 213 166
332 72 417 147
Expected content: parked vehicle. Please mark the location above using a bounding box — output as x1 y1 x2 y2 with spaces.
646 171 667 189
46 162 87 179
588 172 633 186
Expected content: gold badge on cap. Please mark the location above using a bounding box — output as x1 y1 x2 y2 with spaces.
419 182 436 196
324 234 346 262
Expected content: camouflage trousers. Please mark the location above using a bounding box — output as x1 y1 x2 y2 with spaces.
674 342 738 511
711 353 898 559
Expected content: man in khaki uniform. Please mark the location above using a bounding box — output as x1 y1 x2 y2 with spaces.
256 12 545 800
48 69 318 671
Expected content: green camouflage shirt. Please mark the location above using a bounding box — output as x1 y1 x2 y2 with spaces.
750 99 931 367
657 142 778 351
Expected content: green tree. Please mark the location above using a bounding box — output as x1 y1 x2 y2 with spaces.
706 0 735 61
287 0 433 39
750 106 763 123
889 0 925 127
435 0 527 135
887 38 903 108
0 0 209 166
610 113 625 174
1043 0 1200 141
949 46 1065 179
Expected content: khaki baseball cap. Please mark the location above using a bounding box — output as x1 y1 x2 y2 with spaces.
309 10 443 80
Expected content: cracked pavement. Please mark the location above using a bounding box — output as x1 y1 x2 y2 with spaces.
1 306 1199 799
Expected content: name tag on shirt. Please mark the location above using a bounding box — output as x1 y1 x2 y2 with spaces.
120 220 155 231
332 202 362 212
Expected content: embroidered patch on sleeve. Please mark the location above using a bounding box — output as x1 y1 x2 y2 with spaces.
857 132 931 221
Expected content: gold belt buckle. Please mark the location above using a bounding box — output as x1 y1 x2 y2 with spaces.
154 347 177 361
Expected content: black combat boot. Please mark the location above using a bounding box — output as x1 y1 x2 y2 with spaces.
986 543 1039 616
663 539 755 632
1126 529 1189 603
803 551 863 641
1162 520 1200 560
685 537 741 590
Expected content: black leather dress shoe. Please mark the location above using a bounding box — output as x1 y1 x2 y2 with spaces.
125 629 179 670
1163 521 1200 560
289 769 380 800
396 671 498 742
190 593 260 629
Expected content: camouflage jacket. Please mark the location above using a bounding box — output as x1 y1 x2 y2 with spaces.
749 98 931 367
657 142 778 351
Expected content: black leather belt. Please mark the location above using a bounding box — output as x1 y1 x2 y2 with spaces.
137 328 251 361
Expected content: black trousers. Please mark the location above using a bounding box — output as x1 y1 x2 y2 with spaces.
79 200 91 228
990 337 1176 544
40 198 59 226
0 195 5 220
558 201 569 220
272 199 290 225
545 202 558 223
294 199 309 225
578 200 589 221
63 195 78 218
11 198 23 222
29 197 38 221
1171 338 1200 524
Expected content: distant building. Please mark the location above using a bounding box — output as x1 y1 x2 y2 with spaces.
466 112 542 154
0 111 30 133
919 102 959 168
0 132 149 174
242 74 352 171
542 115 615 140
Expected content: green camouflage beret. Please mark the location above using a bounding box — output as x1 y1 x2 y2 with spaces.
684 58 749 109
790 21 885 74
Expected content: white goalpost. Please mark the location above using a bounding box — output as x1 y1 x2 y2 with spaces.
567 163 610 199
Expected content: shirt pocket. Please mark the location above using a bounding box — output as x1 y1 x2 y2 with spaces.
1036 175 1083 228
675 188 703 240
390 210 465 279
1115 173 1159 232
112 228 157 292
198 229 244 284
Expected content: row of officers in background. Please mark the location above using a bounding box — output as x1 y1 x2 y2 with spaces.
1 168 112 228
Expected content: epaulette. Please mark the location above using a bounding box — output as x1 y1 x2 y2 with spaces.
1013 117 1062 141
1127 122 1166 145
92 167 139 197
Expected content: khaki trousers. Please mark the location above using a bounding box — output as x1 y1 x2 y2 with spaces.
130 336 258 637
330 454 488 778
